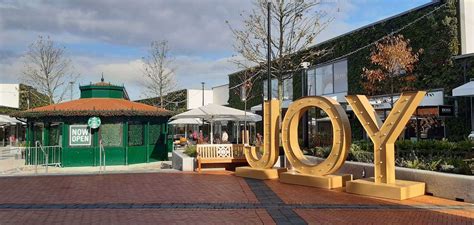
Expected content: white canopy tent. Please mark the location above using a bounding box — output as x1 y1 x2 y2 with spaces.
452 80 474 136
170 104 262 144
453 81 474 97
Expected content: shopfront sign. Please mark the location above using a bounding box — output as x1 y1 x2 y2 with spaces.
438 105 454 117
69 125 92 146
88 117 101 129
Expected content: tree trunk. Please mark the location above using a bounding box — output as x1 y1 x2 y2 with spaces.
244 99 247 145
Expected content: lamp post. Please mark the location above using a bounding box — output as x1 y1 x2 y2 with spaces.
201 82 205 106
266 1 272 101
69 81 75 101
301 62 310 148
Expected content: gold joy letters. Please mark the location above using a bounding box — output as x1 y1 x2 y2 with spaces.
236 91 426 200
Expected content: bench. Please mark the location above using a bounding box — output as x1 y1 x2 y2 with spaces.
196 144 247 172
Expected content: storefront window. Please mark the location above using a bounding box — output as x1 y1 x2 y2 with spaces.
334 60 348 93
263 78 292 100
307 69 316 96
128 122 144 146
263 79 278 100
283 78 293 100
308 59 348 96
49 123 62 146
316 64 333 95
149 124 162 145
100 123 123 147
33 123 44 144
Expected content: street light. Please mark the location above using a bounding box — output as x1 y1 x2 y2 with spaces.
300 62 310 148
69 81 75 101
201 82 205 106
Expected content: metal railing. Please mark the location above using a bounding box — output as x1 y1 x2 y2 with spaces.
24 142 62 174
99 139 106 173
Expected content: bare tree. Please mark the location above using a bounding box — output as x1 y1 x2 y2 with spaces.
234 68 259 143
228 0 333 116
21 36 78 104
142 40 182 110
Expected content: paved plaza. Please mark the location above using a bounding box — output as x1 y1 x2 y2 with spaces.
0 172 472 225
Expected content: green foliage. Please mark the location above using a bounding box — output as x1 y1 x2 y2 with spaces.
348 143 374 163
19 84 50 110
48 125 61 146
100 123 123 147
348 139 473 175
149 124 162 145
184 145 197 157
128 123 144 146
305 146 331 158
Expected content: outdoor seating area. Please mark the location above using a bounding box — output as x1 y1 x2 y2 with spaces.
169 103 260 171
195 144 246 172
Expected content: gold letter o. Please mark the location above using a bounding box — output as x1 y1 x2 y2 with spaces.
282 96 351 176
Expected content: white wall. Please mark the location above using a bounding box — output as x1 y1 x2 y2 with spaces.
186 89 213 110
460 0 474 54
0 84 20 108
212 84 229 106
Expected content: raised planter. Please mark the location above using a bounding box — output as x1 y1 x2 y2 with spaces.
309 156 474 202
172 150 196 171
172 149 285 172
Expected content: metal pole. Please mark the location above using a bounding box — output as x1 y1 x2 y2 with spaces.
302 68 309 148
69 81 74 101
201 82 205 106
35 141 38 175
45 147 48 173
267 1 272 100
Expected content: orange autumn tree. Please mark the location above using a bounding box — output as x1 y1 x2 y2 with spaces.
362 35 423 107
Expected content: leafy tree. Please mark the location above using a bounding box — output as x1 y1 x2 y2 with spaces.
362 35 423 106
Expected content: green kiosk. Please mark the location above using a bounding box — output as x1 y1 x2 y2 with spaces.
15 79 173 167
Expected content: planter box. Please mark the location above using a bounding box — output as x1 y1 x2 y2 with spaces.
308 156 474 202
172 150 285 172
172 150 196 171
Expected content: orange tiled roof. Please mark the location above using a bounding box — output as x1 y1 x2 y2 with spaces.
14 98 172 118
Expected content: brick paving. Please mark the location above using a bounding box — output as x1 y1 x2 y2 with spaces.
0 172 472 225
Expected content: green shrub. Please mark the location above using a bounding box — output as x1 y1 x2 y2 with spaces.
349 139 473 175
184 145 197 157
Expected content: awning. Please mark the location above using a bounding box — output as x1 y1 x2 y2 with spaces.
453 81 474 97
0 115 24 125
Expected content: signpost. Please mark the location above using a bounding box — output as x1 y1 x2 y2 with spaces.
88 117 101 129
69 125 91 146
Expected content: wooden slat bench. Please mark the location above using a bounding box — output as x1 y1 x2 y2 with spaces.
196 144 247 172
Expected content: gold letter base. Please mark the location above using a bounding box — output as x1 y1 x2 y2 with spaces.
279 172 353 189
346 178 425 200
235 166 287 180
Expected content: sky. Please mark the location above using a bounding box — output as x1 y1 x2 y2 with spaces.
0 0 432 101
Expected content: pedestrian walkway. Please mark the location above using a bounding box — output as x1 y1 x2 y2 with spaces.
0 172 472 224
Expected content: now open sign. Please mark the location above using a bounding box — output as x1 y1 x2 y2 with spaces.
69 125 92 146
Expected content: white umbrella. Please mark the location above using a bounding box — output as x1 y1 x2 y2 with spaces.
0 115 24 126
170 104 262 144
170 104 262 122
168 118 203 125
169 118 205 139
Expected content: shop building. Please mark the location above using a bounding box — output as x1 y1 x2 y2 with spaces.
13 80 173 167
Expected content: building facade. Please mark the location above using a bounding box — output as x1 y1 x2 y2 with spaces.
228 0 473 141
